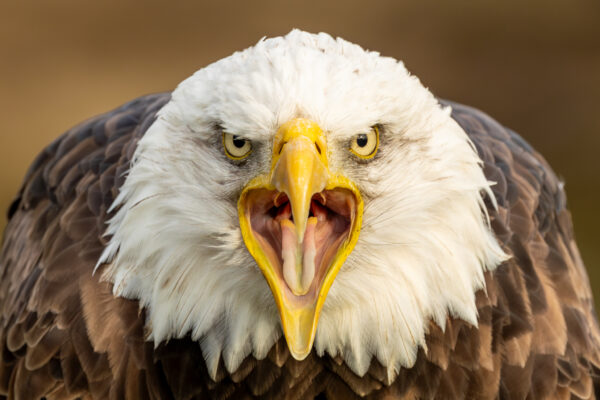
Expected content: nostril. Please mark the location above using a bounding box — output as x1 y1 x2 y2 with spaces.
315 143 322 155
278 141 287 155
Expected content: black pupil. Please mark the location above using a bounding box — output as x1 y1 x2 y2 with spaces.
356 134 368 147
232 136 246 148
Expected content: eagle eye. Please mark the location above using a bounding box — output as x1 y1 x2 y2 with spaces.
350 126 379 159
223 132 252 160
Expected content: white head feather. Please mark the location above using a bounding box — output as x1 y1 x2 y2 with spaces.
98 30 506 380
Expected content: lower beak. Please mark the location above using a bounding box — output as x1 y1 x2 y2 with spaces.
238 119 363 359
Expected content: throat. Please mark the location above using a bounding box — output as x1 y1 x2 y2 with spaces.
247 189 354 302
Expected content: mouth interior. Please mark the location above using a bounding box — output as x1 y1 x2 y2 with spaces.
247 189 355 301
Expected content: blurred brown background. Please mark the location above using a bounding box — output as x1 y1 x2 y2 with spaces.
1 1 599 306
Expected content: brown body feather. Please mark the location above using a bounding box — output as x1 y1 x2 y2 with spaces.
0 94 599 399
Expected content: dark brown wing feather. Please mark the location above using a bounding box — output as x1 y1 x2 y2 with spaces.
0 93 171 400
1 95 599 399
439 100 600 400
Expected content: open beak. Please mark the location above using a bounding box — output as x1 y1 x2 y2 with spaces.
238 119 363 360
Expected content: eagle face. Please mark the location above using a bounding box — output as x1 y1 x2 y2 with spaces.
99 30 505 378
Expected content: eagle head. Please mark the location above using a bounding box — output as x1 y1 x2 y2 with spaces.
98 30 506 379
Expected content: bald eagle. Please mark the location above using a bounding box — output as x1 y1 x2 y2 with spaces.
1 30 599 399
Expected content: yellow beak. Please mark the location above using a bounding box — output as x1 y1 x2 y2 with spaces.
238 119 363 360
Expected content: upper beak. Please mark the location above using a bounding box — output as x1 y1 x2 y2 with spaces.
238 118 363 360
272 135 328 248
270 123 329 296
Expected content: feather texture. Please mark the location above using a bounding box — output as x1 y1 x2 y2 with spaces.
1 30 600 398
1 94 598 399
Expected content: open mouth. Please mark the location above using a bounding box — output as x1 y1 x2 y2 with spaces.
244 188 356 304
236 117 365 359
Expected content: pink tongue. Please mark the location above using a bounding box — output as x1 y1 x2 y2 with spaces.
280 217 317 295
